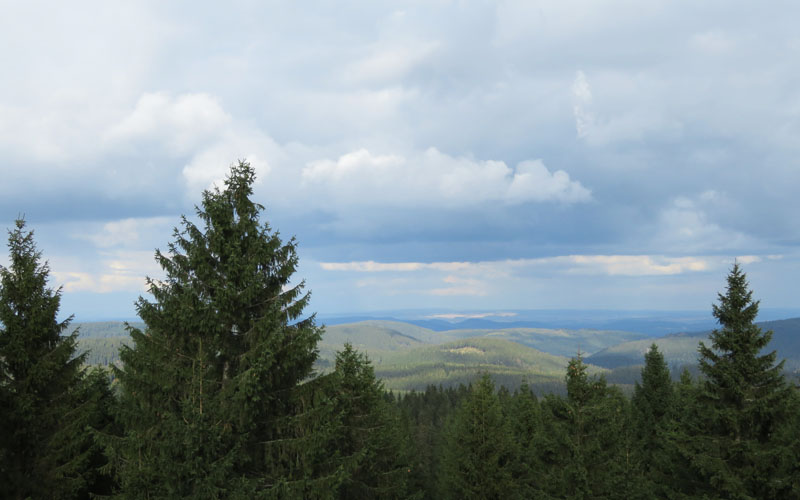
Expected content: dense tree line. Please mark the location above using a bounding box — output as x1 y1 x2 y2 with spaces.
2 162 800 498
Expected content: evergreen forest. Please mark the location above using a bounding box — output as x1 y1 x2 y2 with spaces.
3 161 800 499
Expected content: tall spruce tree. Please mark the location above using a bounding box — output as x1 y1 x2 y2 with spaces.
0 220 103 499
326 343 414 499
508 383 542 498
440 374 515 500
537 355 629 499
630 343 674 497
685 263 796 498
112 162 329 498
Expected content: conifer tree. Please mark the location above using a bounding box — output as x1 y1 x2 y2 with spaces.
663 369 709 498
398 384 462 499
440 374 515 500
630 344 674 497
0 220 106 498
112 161 328 498
508 383 542 498
684 263 796 498
326 343 414 499
537 355 629 499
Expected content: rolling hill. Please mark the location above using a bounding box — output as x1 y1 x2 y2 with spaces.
74 319 619 392
442 327 647 357
587 317 800 371
371 336 606 393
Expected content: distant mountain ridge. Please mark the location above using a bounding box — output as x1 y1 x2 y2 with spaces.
318 309 738 337
587 317 800 371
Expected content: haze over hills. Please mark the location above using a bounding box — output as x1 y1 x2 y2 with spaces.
318 308 800 337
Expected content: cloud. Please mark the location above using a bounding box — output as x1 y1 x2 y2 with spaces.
341 41 441 84
320 254 715 277
690 30 735 54
560 255 709 276
106 93 232 155
736 255 761 265
653 193 753 252
572 70 594 139
51 250 159 294
79 216 172 248
302 148 590 208
319 260 473 272
428 275 488 297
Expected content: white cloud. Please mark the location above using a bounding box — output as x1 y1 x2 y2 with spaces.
342 41 440 84
180 131 277 193
51 250 159 294
319 260 473 272
572 70 594 139
559 255 709 276
654 193 752 252
736 255 761 265
79 216 172 248
690 30 735 54
106 93 232 155
107 92 281 194
302 148 590 207
320 254 715 277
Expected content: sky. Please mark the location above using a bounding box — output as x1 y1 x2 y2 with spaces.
2 1 800 321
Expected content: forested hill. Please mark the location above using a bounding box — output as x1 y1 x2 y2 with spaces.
588 316 800 370
76 320 625 393
77 316 800 391
74 321 144 338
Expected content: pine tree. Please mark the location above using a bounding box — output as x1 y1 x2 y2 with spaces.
112 161 328 498
440 374 515 500
508 382 542 498
630 344 674 497
326 343 414 499
537 355 629 499
398 384 462 499
686 263 796 498
0 220 105 499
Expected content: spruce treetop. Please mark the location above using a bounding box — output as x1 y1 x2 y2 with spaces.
0 218 78 383
114 160 325 497
699 262 784 388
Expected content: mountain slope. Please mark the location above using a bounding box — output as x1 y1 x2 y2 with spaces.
373 337 606 393
588 317 800 371
444 327 647 357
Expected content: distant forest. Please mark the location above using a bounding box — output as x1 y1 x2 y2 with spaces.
2 162 799 499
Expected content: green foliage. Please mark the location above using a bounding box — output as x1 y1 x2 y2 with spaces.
112 162 326 498
447 327 647 357
440 374 516 500
325 343 414 499
630 344 674 497
507 383 543 498
397 384 467 499
0 220 113 498
374 337 601 393
674 263 797 499
537 355 631 499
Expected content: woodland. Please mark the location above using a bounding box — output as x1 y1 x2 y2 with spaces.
2 162 799 499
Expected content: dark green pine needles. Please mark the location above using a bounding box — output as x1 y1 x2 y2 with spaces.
112 162 327 499
677 263 798 499
0 220 112 499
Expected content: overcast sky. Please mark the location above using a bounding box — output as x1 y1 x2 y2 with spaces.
2 1 800 320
